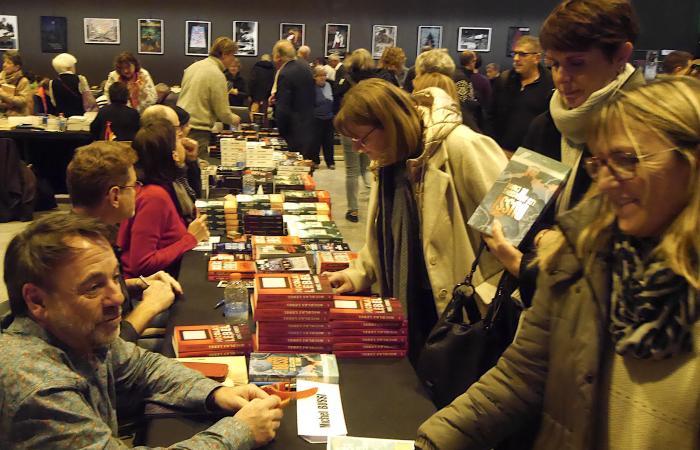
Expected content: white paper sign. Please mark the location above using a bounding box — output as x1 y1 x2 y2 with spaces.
297 380 347 443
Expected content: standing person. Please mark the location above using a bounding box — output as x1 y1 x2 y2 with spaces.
89 82 140 141
177 37 241 158
0 51 33 116
226 56 249 107
327 79 507 364
404 46 434 93
487 35 553 153
485 62 501 84
271 39 315 159
377 47 407 87
249 54 275 120
417 76 700 450
325 54 341 81
453 50 492 131
48 53 96 117
312 66 336 169
104 52 156 113
297 45 312 64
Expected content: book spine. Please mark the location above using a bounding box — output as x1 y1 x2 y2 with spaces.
331 335 407 344
256 344 333 353
253 312 330 322
176 348 252 358
330 320 408 329
176 342 253 352
329 313 406 322
257 336 333 345
257 293 334 301
256 322 330 331
332 342 406 351
330 328 407 336
254 301 331 310
333 350 407 358
257 329 332 337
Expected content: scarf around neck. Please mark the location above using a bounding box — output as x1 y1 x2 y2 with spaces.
2 69 24 87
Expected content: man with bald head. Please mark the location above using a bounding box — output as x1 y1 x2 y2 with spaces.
271 40 315 161
297 45 312 63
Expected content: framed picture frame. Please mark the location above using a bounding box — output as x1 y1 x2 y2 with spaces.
0 15 19 51
280 23 305 50
417 25 442 56
457 27 491 52
84 18 120 45
325 23 350 58
233 20 258 57
138 19 164 55
371 25 397 59
185 20 211 56
506 26 530 57
40 16 67 53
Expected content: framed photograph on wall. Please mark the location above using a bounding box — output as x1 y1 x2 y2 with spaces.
233 20 258 56
185 20 210 56
506 26 530 57
138 19 164 55
325 23 350 58
371 25 397 59
84 18 120 44
41 16 67 53
457 27 491 52
417 25 442 56
280 23 305 50
0 15 19 51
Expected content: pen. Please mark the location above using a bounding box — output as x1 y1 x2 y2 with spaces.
139 275 150 289
214 299 226 309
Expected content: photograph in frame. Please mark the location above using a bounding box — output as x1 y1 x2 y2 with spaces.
325 23 350 58
233 21 258 57
40 16 67 53
138 19 163 55
506 26 530 57
0 15 19 51
417 25 442 56
84 18 120 45
280 23 305 50
185 20 210 56
457 27 491 52
371 25 397 59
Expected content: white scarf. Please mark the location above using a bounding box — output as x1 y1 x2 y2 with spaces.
552 63 636 212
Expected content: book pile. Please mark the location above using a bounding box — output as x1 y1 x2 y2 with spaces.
276 158 313 174
172 324 253 357
207 256 256 281
283 202 331 217
275 174 316 192
224 194 284 237
195 200 226 237
315 251 358 273
219 138 247 167
243 209 285 236
330 296 408 358
216 166 244 192
213 242 253 261
281 190 331 208
248 352 339 384
245 143 275 169
248 168 275 194
253 243 308 260
287 219 343 244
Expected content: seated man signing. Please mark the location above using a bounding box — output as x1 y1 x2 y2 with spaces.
0 213 282 448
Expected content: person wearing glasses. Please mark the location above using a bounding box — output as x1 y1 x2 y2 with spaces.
417 75 700 450
117 118 209 279
67 141 181 346
327 78 507 364
486 35 553 154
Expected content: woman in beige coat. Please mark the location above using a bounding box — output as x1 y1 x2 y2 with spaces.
416 77 700 450
0 51 33 116
327 78 507 362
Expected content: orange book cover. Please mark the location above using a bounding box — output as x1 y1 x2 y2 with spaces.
254 273 334 301
172 324 253 356
251 235 302 245
329 297 405 322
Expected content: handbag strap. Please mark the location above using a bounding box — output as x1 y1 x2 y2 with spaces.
454 240 486 324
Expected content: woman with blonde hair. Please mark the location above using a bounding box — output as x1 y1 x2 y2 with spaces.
327 78 507 363
378 47 407 87
417 76 700 450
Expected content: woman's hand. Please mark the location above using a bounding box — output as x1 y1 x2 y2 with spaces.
187 214 210 242
482 219 523 277
323 271 354 294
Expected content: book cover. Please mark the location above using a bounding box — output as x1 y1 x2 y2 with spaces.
248 352 340 383
172 324 252 357
315 251 358 273
251 235 302 245
297 380 347 443
467 147 571 247
176 355 248 386
255 273 334 301
255 256 312 273
253 244 308 260
327 436 414 450
329 297 405 322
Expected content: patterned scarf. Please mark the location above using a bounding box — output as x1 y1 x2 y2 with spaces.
610 232 696 359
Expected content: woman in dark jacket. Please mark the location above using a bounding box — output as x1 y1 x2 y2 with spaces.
48 53 96 117
248 54 275 117
225 56 249 107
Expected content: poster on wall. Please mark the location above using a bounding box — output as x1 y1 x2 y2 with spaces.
0 15 19 51
417 25 442 56
185 20 211 56
138 19 164 55
280 23 305 50
506 26 530 57
233 21 258 56
40 16 67 53
325 24 350 58
458 27 491 52
84 18 120 44
371 25 397 59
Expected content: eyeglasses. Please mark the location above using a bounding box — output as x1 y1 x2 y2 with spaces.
513 51 538 58
115 180 143 194
350 127 378 148
583 148 678 181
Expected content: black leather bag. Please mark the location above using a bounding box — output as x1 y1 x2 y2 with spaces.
416 243 522 409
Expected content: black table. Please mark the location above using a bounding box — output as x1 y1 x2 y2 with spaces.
141 251 436 448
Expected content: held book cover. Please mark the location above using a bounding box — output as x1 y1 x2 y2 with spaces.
467 147 571 247
329 297 405 322
172 324 253 357
248 352 340 383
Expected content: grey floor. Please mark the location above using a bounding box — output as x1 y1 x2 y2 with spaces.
0 156 370 311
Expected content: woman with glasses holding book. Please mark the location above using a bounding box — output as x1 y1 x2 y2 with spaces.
417 74 700 450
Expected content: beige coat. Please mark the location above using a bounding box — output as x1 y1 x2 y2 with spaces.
342 88 507 314
0 70 33 116
416 197 700 449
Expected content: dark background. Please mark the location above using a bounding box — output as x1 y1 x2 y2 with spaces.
1 0 698 86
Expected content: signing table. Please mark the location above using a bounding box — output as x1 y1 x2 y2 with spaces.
139 251 436 448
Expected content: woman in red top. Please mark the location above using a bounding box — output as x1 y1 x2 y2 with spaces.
117 118 209 278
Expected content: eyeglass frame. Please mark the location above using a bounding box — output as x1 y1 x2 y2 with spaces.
350 127 378 148
583 147 679 181
112 180 143 193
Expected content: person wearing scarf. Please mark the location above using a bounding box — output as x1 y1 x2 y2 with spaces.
0 50 33 116
104 52 157 113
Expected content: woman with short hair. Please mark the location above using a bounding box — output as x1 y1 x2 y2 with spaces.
0 51 33 116
48 53 96 117
377 47 407 87
104 52 156 113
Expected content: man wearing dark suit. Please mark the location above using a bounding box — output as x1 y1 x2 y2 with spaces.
271 40 315 160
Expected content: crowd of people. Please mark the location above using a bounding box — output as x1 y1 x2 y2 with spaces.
0 0 699 448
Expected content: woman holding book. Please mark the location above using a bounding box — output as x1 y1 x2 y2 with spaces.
417 75 700 450
117 118 209 279
326 78 507 363
0 50 33 116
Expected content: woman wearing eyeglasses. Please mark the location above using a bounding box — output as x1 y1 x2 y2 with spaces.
117 118 209 279
327 78 507 363
417 75 700 450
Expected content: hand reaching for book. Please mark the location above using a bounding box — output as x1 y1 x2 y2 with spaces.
188 214 210 242
482 219 523 277
233 396 283 447
324 271 353 294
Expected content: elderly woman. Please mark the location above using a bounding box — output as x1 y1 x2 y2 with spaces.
327 78 507 363
0 51 33 116
377 47 407 87
104 52 156 113
48 53 96 117
415 48 456 78
416 75 700 450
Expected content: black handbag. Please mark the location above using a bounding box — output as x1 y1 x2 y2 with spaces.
416 242 522 409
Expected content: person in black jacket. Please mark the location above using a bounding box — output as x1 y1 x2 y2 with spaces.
225 56 249 107
89 82 140 141
249 54 275 116
48 53 95 117
271 40 315 159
